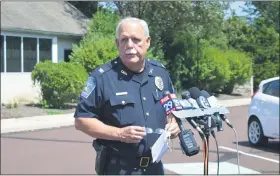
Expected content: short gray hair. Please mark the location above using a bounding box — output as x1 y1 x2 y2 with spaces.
115 17 150 39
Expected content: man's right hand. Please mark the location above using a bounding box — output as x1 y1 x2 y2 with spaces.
119 126 146 143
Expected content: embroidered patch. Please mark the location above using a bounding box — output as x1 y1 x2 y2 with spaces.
81 77 96 98
155 76 164 91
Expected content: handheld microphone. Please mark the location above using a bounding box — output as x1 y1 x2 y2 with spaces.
181 90 200 109
200 90 223 131
160 90 200 157
201 90 233 129
188 87 218 129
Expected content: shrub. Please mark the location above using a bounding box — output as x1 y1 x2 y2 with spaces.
197 46 231 92
31 61 88 108
222 49 253 94
69 10 119 73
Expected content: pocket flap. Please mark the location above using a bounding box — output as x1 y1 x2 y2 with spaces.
110 94 135 106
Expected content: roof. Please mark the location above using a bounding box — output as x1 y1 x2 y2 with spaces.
1 1 90 37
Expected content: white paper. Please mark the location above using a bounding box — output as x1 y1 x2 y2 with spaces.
151 130 169 163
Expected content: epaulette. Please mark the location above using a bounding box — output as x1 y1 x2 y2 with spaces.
91 58 119 77
148 58 166 70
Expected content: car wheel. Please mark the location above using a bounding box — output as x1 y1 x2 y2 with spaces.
248 118 268 146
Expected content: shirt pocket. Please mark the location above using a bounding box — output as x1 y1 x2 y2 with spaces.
109 95 136 127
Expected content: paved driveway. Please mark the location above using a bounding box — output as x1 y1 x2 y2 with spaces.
1 106 279 175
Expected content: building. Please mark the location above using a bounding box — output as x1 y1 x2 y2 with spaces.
1 1 89 104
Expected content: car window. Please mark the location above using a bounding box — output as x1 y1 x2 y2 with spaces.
262 82 271 93
263 80 279 97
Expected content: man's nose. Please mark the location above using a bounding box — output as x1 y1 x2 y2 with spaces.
127 38 134 47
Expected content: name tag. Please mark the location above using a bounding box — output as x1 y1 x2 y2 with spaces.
116 92 128 96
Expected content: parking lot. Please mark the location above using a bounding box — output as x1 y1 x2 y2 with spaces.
1 105 279 175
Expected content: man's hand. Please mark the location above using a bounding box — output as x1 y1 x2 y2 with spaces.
119 126 146 143
165 118 180 139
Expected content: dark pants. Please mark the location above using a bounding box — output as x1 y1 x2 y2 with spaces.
104 155 165 175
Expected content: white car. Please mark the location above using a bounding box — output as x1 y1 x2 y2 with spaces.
248 76 279 146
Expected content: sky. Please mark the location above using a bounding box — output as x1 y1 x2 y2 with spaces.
99 1 250 18
229 1 248 16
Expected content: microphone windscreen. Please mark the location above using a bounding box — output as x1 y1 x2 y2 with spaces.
181 90 191 99
188 87 201 99
200 90 211 98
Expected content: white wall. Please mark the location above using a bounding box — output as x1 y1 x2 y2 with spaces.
57 37 80 62
1 73 41 104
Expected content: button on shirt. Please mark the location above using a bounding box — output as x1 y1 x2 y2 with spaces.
74 57 174 157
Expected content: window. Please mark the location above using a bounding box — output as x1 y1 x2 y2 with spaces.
1 35 4 72
24 37 37 72
39 39 52 62
6 36 21 72
262 82 271 93
263 80 279 97
64 49 72 62
1 35 53 72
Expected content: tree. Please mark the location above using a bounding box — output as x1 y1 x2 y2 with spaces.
68 1 98 18
245 1 279 33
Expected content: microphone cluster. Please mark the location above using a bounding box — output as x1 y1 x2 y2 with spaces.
171 87 233 131
160 87 237 175
159 86 234 156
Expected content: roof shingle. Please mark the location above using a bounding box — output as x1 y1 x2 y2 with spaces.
1 1 90 36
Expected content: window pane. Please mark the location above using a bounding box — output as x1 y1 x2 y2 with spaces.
1 35 4 72
262 82 271 93
24 37 37 72
264 80 280 97
6 36 21 72
39 39 52 62
270 80 279 97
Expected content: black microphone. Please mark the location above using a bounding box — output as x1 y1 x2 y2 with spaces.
188 87 217 129
201 90 223 132
201 90 233 129
181 90 200 109
189 87 211 109
160 90 200 157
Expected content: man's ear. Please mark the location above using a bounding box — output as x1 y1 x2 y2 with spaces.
146 36 151 49
115 39 119 47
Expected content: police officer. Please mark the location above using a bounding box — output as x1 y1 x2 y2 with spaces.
74 17 180 175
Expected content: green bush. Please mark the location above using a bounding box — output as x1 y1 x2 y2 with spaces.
222 49 253 94
69 10 120 73
253 60 279 91
31 61 88 108
70 35 118 73
197 46 231 92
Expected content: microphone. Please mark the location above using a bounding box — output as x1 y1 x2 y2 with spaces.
160 90 200 157
181 90 200 109
188 87 218 129
201 90 233 129
188 87 211 109
200 90 223 132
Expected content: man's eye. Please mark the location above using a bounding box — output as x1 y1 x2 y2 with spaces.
121 38 128 42
132 38 141 43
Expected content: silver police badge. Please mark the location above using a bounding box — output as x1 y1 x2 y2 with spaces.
155 76 164 91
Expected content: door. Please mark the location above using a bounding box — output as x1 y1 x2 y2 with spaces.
262 80 279 138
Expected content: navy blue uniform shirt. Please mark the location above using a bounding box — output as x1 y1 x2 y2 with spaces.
74 57 174 157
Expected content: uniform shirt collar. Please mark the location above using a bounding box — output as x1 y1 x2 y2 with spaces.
116 58 155 81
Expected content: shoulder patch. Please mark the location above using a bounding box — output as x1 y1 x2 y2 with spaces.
81 77 96 98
